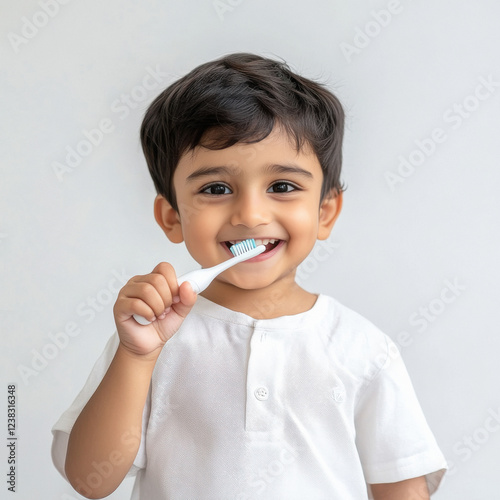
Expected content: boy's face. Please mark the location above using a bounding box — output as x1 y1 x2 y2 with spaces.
155 127 341 293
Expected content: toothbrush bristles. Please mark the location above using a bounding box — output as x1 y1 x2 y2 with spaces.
230 238 257 256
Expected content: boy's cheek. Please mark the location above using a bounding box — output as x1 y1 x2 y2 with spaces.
177 198 211 225
183 227 224 266
286 211 319 240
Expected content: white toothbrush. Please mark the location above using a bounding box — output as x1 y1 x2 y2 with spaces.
133 239 266 325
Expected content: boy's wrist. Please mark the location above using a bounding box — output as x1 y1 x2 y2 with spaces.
116 341 163 365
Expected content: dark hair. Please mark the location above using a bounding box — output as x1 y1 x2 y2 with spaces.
141 53 345 211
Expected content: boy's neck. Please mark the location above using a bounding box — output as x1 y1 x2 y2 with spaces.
200 275 318 320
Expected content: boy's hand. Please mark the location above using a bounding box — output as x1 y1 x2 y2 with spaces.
113 262 197 357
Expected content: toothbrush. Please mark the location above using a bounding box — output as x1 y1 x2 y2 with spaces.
133 239 266 325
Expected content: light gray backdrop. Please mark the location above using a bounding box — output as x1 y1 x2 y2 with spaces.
1 0 499 498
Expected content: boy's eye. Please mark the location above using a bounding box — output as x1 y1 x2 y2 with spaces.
201 183 232 195
268 182 297 193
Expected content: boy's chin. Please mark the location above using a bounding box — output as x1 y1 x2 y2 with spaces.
214 275 276 292
222 271 300 293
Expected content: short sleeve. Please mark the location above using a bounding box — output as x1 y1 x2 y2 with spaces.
355 336 447 495
51 332 149 481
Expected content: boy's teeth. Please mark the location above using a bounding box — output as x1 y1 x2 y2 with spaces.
226 238 279 247
254 238 277 246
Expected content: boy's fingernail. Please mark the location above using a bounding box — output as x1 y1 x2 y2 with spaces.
172 296 180 303
158 307 172 320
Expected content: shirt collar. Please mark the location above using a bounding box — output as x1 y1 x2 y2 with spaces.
193 294 329 331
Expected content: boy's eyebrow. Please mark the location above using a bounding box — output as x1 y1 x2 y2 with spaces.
186 166 234 182
265 163 314 179
186 163 314 182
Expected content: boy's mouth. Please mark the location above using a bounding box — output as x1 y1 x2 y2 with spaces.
223 238 282 254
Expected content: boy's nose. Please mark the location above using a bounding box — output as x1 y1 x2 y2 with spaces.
230 193 271 228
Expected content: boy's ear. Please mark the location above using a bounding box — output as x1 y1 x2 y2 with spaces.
317 189 343 240
154 194 184 243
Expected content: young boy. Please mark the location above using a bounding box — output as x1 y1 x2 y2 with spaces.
52 53 447 499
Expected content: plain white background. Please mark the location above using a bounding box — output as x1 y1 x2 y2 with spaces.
1 0 499 498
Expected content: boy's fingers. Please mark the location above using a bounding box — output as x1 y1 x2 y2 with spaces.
116 297 157 323
151 262 179 293
123 281 172 318
117 264 197 324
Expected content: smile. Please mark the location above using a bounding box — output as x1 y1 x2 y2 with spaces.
223 239 282 255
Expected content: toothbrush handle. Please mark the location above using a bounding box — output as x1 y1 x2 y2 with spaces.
133 245 265 325
178 244 265 293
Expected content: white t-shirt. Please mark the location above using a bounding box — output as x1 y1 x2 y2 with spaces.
52 294 447 499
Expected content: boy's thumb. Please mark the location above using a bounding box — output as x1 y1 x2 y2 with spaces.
173 281 198 318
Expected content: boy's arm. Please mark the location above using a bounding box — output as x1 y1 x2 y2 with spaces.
65 263 197 499
371 475 430 500
65 345 159 498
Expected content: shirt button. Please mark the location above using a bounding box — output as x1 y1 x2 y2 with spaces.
254 387 269 401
